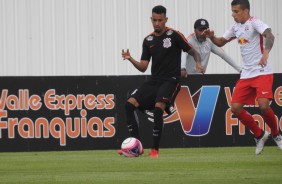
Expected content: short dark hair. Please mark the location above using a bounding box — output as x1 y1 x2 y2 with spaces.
231 0 250 10
152 5 166 15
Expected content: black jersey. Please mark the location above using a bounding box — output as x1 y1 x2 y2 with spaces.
141 27 192 80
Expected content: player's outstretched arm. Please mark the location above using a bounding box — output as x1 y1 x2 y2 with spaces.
202 29 228 47
121 49 149 72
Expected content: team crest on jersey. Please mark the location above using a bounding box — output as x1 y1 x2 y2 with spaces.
166 30 173 35
147 36 153 41
163 38 172 48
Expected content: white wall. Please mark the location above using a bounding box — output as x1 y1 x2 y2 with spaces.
0 0 281 76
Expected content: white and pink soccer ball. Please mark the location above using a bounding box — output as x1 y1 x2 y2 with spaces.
121 137 143 157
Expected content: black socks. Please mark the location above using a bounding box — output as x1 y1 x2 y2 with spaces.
125 102 140 139
152 107 164 150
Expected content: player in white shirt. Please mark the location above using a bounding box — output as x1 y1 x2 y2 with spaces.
181 19 241 76
203 0 282 154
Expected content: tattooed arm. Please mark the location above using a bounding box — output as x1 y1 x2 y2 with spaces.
259 28 275 67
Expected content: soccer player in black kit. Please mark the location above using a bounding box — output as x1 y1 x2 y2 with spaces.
121 5 204 158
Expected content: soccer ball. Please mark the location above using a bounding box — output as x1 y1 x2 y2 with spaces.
121 137 143 157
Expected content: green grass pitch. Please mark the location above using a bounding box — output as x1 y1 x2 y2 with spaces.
0 146 281 184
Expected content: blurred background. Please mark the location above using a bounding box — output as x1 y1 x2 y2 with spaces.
0 0 281 76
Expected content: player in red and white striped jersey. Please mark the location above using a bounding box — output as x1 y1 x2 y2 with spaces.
203 0 282 155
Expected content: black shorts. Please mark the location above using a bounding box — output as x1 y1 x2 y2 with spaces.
130 78 180 111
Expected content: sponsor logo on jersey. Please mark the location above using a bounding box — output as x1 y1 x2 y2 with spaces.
238 37 249 45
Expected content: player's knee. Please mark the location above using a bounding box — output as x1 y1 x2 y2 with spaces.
127 97 139 107
257 98 270 114
155 102 166 111
231 103 243 115
231 107 241 115
259 106 269 114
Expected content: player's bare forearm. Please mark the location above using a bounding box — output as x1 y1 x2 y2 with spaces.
263 28 275 51
121 49 148 72
188 48 204 74
210 36 228 47
202 29 227 47
128 58 148 72
188 48 201 64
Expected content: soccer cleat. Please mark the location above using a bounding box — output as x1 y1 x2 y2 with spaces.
273 134 282 150
118 149 123 155
149 148 159 158
254 131 270 155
